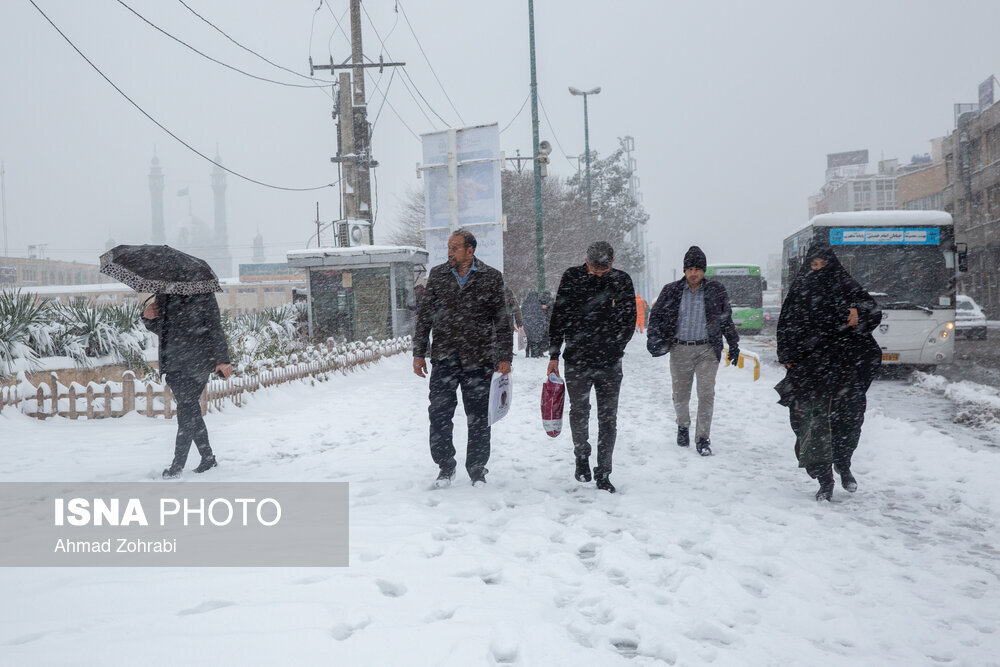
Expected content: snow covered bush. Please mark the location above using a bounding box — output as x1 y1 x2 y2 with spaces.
0 292 157 380
0 291 50 379
221 303 306 374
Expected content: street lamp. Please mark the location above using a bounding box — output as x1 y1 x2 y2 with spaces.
569 86 601 221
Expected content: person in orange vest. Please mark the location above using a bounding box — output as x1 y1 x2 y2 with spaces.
635 293 647 333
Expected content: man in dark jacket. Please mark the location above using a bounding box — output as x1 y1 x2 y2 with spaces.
143 292 232 478
547 241 636 493
647 246 739 456
776 245 882 500
413 229 512 487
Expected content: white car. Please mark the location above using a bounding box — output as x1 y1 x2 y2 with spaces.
955 295 988 339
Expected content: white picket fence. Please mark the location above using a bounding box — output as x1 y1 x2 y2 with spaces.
0 337 410 420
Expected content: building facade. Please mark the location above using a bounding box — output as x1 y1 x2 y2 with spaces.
942 101 1000 317
0 255 110 289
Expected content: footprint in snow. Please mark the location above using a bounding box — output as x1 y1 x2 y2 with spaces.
611 638 639 658
490 641 519 664
375 579 407 597
330 618 371 641
424 608 455 623
6 632 47 646
177 600 236 615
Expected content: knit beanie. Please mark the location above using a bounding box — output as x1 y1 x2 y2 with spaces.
683 246 707 270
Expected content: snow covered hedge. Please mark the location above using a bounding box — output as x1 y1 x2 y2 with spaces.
0 291 155 380
1 293 312 382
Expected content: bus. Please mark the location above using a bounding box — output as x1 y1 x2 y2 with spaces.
705 264 764 334
781 211 966 369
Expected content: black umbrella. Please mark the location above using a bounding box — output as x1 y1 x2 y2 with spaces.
99 244 222 294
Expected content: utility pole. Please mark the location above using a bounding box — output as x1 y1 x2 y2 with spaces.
528 0 545 293
310 0 404 240
505 149 534 174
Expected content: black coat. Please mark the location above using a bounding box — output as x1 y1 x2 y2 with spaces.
646 278 739 361
775 247 882 406
143 293 230 378
413 257 513 368
520 290 548 347
548 264 636 368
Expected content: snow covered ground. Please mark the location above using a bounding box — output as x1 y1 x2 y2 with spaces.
1 336 998 666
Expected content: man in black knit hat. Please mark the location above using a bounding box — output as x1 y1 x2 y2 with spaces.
646 246 740 456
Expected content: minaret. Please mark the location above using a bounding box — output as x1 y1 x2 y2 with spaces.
211 153 232 277
252 228 265 263
149 155 165 244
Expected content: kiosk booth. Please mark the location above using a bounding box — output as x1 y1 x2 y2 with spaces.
287 245 428 342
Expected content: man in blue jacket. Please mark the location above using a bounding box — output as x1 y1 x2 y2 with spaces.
413 229 513 488
647 246 739 456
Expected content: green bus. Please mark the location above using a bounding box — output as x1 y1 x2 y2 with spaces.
705 264 764 334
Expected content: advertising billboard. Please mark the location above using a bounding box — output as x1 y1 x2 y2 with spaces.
827 150 869 169
420 124 504 272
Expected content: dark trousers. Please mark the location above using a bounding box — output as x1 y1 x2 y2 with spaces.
790 385 867 478
428 359 493 475
565 359 624 476
165 374 212 468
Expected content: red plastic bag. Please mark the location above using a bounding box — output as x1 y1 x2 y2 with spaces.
541 373 565 438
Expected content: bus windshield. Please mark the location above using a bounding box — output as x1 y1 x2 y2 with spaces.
710 275 763 308
833 245 952 309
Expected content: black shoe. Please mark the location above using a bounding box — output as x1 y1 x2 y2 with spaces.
815 469 835 501
696 438 712 456
835 465 857 493
434 467 456 489
575 457 592 482
162 464 183 479
595 475 616 494
470 467 488 486
193 455 217 473
677 426 690 447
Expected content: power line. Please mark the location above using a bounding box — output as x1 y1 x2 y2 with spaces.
395 0 465 125
175 0 336 85
369 66 398 140
537 93 579 170
323 0 352 54
27 0 338 192
500 92 530 135
115 0 332 91
357 3 444 129
308 1 322 63
361 61 421 141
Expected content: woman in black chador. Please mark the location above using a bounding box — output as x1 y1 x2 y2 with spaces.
776 246 882 501
520 290 548 358
143 293 232 478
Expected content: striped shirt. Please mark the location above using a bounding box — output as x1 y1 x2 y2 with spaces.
676 283 708 340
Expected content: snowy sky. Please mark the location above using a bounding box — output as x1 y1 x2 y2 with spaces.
3 0 999 285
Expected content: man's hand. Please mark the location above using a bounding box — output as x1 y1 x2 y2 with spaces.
728 347 740 366
497 361 511 376
413 358 428 378
847 307 859 327
143 301 159 320
214 363 232 380
546 359 560 377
